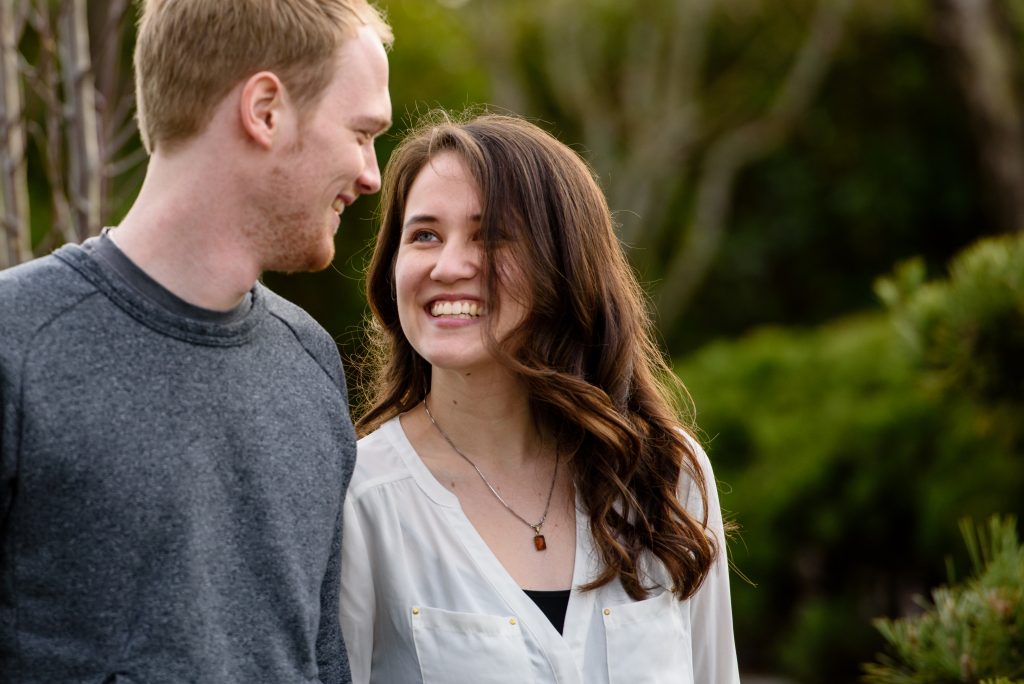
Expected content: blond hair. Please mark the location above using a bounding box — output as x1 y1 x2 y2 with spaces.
134 0 392 153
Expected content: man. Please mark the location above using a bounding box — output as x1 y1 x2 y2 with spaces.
0 1 391 681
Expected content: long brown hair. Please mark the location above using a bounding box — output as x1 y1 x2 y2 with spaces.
358 112 717 600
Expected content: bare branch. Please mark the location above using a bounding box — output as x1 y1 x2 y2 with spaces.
58 0 102 241
533 0 713 278
609 0 712 249
539 4 618 175
932 0 1024 234
106 115 139 163
29 2 75 246
459 3 531 114
1 0 32 268
106 145 148 178
656 0 854 337
91 0 134 226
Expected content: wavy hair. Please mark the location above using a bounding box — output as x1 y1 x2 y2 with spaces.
358 112 717 600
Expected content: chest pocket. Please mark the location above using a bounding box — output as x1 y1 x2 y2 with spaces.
410 605 535 684
602 590 694 684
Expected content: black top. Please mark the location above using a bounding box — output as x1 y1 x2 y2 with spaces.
523 589 572 634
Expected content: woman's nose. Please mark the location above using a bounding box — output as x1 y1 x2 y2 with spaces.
430 240 481 282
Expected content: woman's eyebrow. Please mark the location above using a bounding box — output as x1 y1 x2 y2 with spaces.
402 213 482 230
402 214 438 230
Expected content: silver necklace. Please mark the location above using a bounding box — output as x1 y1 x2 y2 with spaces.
424 398 559 552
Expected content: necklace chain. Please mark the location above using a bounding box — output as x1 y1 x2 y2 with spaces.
423 398 559 547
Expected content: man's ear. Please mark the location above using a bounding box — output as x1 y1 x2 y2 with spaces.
239 71 289 149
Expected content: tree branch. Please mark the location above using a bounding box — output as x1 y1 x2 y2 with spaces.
656 0 853 339
1 0 32 268
58 0 102 241
29 1 75 246
932 0 1024 234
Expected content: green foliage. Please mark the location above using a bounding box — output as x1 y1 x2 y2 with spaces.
863 516 1024 684
676 237 1024 682
876 235 1024 405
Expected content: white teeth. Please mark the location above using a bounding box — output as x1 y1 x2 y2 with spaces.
430 300 485 318
331 198 344 214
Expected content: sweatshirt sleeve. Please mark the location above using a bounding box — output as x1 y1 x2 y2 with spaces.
0 380 7 526
339 492 375 684
682 440 741 683
0 359 14 530
316 510 349 683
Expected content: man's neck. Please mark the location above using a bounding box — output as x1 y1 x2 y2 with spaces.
109 154 261 312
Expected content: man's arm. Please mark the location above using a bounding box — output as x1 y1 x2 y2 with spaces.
316 511 349 683
0 366 13 532
0 388 6 529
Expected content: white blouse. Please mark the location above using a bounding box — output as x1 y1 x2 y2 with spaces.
340 417 740 683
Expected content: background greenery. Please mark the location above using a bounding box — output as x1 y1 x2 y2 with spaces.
7 0 1023 680
863 516 1024 683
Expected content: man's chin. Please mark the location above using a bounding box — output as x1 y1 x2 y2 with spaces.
265 241 335 274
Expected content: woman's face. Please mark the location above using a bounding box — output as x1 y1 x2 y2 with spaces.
393 152 525 374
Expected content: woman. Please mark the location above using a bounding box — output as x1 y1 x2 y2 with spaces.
340 113 739 683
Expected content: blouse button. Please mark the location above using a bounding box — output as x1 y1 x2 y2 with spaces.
603 608 611 616
509 617 517 625
412 607 420 615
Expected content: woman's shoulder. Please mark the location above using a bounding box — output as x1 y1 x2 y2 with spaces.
351 416 414 494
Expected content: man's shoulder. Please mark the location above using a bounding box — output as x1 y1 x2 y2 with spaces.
259 284 324 332
0 250 98 346
258 283 345 388
0 250 72 290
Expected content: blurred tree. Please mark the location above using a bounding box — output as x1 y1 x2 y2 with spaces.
0 0 137 268
453 0 855 339
930 0 1024 235
1 0 31 267
675 1 998 351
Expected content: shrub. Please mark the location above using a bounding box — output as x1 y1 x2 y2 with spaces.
875 234 1024 406
676 235 1024 681
863 516 1024 683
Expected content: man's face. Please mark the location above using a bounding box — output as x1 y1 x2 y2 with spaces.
255 26 392 273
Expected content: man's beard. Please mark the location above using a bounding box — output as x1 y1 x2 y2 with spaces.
246 166 336 274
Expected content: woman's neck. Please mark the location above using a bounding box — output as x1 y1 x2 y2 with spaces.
424 369 548 471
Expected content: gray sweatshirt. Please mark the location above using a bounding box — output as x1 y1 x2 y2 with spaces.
0 235 355 683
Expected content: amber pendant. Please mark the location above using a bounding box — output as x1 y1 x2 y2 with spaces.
533 534 547 551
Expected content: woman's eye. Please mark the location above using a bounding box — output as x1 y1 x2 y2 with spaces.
410 230 438 243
